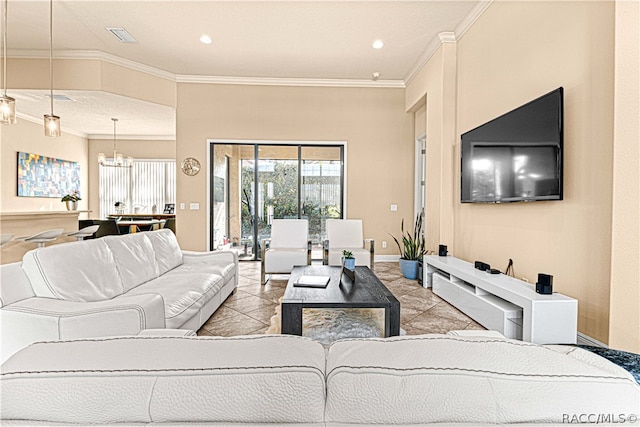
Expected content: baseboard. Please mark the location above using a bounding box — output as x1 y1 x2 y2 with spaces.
374 255 401 263
577 332 608 348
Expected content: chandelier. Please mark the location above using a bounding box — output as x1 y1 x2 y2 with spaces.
43 0 60 137
0 0 16 125
98 118 133 168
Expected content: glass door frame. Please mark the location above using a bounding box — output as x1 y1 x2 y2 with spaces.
207 139 347 259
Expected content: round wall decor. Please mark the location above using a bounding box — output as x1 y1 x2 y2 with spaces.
181 157 201 176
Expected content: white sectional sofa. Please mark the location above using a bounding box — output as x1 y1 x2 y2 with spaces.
1 333 638 425
0 229 238 363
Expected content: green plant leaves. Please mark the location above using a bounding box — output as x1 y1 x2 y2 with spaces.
389 213 426 260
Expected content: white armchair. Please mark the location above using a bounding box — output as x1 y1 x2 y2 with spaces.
261 219 311 285
323 219 374 267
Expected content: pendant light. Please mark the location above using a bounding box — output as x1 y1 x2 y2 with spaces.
43 0 60 137
0 0 16 125
98 118 133 168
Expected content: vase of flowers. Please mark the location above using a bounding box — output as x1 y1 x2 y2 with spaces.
61 191 81 211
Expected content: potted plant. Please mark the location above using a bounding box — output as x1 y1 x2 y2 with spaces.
390 213 427 280
61 191 81 211
341 250 356 270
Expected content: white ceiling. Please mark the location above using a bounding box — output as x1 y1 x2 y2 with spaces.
6 0 485 138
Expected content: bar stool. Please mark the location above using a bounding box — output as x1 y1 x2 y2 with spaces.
0 234 14 246
67 225 100 241
17 229 64 248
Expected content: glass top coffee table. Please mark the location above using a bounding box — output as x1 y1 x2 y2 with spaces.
281 265 400 337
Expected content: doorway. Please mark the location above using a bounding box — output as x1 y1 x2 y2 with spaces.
210 141 344 261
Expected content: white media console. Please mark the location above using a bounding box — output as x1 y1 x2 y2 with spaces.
423 255 577 344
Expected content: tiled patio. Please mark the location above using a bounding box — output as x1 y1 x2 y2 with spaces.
197 261 485 337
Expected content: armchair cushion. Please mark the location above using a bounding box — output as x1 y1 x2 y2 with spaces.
269 219 309 249
265 249 309 273
326 219 364 248
325 219 373 267
327 248 371 267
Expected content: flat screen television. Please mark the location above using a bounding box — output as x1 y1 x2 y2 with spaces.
460 87 564 203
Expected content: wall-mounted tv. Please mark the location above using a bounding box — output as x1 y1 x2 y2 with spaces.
460 87 564 203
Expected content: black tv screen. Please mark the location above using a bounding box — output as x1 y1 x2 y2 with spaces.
460 87 564 203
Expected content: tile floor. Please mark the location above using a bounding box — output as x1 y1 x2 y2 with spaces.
197 261 485 337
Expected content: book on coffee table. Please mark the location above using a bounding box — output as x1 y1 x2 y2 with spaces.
293 275 330 288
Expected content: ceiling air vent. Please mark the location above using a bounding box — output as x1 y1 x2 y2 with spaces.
46 94 74 101
106 27 137 43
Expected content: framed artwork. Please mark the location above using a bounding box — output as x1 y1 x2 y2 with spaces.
17 152 81 198
163 203 175 214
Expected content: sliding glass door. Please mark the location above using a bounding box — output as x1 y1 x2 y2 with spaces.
300 146 343 259
210 142 344 260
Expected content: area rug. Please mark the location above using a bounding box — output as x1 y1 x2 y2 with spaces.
579 345 640 385
266 298 385 347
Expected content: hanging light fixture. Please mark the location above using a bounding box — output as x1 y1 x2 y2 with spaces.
43 0 60 137
0 0 16 124
98 118 133 168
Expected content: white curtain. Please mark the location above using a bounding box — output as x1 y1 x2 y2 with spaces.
99 160 176 218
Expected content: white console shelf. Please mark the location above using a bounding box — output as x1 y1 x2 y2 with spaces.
423 255 577 344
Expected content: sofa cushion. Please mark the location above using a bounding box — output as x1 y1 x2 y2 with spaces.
144 229 184 275
126 267 223 329
0 263 34 308
0 335 327 425
21 240 123 302
175 260 235 285
325 335 640 424
103 233 159 293
265 249 308 273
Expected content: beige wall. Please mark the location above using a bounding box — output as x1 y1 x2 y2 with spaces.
176 83 414 253
609 0 640 353
407 47 446 253
87 138 176 217
8 58 176 107
0 119 89 213
407 1 617 345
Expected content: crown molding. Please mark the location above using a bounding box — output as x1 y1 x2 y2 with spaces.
89 134 176 141
16 112 175 140
438 32 457 43
176 74 405 88
16 112 88 138
9 49 404 88
10 1 494 92
9 49 177 82
454 0 493 41
403 0 493 86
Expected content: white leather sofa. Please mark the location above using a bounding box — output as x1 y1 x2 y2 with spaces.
1 333 638 425
0 229 237 364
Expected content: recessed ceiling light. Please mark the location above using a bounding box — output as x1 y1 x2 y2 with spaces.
200 34 212 44
372 40 384 49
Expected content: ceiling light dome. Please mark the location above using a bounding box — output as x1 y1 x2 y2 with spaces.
200 34 212 44
372 40 384 49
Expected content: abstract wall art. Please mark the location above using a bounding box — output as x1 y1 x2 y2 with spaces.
17 152 81 198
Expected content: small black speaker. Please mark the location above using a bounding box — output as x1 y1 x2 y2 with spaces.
536 273 553 294
474 261 490 271
438 244 448 257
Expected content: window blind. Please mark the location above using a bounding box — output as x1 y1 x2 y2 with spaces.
99 160 176 218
